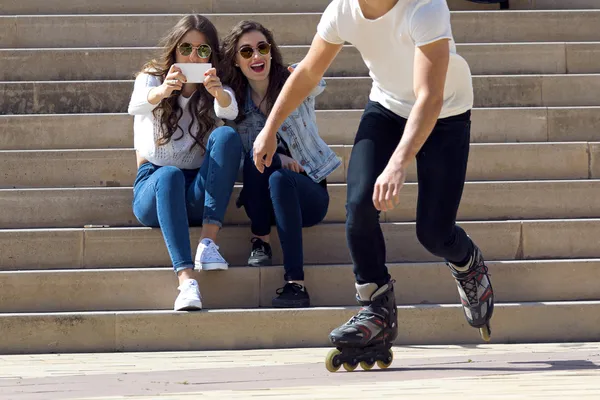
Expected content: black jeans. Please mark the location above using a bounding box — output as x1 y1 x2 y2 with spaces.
346 101 474 286
240 152 329 281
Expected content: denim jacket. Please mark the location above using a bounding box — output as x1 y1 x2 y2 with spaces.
234 74 341 183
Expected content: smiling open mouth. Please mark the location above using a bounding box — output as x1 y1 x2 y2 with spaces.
250 62 265 73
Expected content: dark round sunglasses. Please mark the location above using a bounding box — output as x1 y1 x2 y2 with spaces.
177 42 212 58
238 42 271 59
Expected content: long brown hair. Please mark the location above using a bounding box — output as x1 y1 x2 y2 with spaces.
219 20 289 122
138 15 220 152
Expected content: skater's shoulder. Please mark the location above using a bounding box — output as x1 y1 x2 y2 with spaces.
408 0 450 16
323 0 353 17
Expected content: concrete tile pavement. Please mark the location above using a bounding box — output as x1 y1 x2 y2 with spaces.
1 343 599 399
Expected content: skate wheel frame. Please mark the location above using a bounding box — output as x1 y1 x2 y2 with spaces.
479 323 491 342
325 348 394 372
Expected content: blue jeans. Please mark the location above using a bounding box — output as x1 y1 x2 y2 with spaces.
240 152 329 281
132 126 242 272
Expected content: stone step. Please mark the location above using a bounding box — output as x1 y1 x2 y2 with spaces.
3 75 600 115
1 259 598 313
2 300 600 354
3 42 598 81
0 0 499 15
511 0 600 9
2 107 599 150
1 217 600 270
0 142 594 188
1 11 598 49
1 180 599 229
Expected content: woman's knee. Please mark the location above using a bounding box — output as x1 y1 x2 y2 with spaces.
268 169 296 192
154 166 186 190
209 126 242 154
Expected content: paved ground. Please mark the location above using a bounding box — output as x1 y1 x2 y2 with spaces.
1 343 599 399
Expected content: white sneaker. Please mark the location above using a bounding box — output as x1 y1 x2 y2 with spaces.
174 279 203 311
194 238 228 271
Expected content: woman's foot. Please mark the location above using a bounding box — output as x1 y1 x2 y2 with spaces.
272 282 310 308
248 237 272 266
195 238 228 271
174 279 203 311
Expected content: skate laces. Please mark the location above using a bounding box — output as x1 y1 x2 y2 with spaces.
458 262 489 306
348 304 386 326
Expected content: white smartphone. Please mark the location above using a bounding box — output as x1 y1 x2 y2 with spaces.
173 63 212 83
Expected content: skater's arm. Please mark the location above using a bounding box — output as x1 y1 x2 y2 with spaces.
373 39 449 211
390 39 449 167
252 34 343 172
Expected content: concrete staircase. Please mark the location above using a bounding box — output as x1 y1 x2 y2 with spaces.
1 0 600 354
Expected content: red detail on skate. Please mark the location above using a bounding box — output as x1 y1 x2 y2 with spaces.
480 288 493 302
357 324 372 340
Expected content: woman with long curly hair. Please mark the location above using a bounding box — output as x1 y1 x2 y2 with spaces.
127 15 242 311
220 21 341 308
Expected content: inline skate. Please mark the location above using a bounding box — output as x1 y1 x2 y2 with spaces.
325 280 397 372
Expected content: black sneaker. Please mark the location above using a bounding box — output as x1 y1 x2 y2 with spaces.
272 283 310 308
248 238 272 267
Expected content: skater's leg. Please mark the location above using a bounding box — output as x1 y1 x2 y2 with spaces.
328 101 403 362
414 111 472 263
346 101 406 287
415 110 494 331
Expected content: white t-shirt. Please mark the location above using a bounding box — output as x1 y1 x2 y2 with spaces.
128 73 238 169
317 0 473 119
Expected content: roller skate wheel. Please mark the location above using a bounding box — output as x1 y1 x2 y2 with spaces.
325 348 342 372
360 360 375 370
479 324 491 342
343 362 358 372
376 349 394 369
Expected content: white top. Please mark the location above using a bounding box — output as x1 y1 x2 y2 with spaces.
128 72 239 169
317 0 473 119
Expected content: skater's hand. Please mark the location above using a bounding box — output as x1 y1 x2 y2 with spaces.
280 154 304 173
253 128 278 173
373 166 407 211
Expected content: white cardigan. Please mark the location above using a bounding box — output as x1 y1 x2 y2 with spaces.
128 72 238 169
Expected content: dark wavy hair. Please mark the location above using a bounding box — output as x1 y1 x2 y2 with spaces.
219 20 289 122
137 15 220 152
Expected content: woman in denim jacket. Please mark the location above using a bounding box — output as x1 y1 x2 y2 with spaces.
221 20 341 308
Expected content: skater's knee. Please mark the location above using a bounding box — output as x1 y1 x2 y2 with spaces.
416 224 452 257
346 193 380 231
